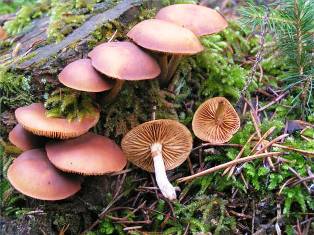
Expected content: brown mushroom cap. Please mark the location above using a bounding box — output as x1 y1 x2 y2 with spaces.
192 97 240 143
58 59 113 92
7 149 81 200
156 4 228 36
127 19 203 55
121 119 193 172
46 132 127 175
9 124 46 151
88 41 160 80
15 103 99 139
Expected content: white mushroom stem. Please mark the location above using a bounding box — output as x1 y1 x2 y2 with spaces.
151 143 177 200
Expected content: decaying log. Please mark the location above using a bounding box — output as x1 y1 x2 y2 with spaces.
11 0 142 72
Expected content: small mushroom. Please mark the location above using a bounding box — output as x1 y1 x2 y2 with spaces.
58 58 113 92
156 4 228 36
192 97 240 143
88 41 160 101
121 119 193 200
9 124 46 151
7 149 81 200
127 19 203 85
46 132 127 175
15 103 99 139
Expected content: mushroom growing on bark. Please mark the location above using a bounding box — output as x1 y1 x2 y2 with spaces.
46 132 127 175
9 124 46 151
127 19 203 85
15 103 99 139
121 119 193 200
88 41 160 101
192 97 240 143
7 149 81 200
58 58 113 92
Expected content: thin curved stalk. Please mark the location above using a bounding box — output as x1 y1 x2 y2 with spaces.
151 143 176 200
104 80 125 103
166 55 183 84
158 54 168 84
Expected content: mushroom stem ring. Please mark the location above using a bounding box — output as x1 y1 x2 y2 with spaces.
151 143 177 200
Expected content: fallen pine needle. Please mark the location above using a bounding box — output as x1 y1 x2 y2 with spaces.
177 152 285 183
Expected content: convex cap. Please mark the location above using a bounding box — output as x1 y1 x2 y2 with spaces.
156 4 228 36
46 133 127 175
88 41 160 80
9 124 46 151
192 97 240 143
58 59 113 92
127 19 203 55
7 149 81 200
121 119 193 172
15 103 99 139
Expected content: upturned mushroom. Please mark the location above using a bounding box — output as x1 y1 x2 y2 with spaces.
192 97 240 143
9 124 46 151
88 41 160 101
46 132 127 175
127 19 203 85
15 103 99 139
156 4 228 37
121 119 193 200
7 149 81 200
58 58 113 92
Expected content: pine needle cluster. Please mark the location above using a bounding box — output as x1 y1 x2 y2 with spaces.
241 0 314 114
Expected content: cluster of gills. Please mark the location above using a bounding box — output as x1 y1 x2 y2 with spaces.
8 4 241 201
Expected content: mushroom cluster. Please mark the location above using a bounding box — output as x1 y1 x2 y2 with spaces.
8 106 127 200
7 3 237 201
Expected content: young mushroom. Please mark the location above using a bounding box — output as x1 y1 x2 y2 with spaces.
58 58 113 92
155 4 228 82
7 149 81 200
46 132 127 175
121 119 193 200
88 41 160 101
9 124 46 151
192 97 240 143
127 19 203 85
15 103 99 139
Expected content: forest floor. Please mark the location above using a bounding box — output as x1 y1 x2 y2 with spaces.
0 0 313 234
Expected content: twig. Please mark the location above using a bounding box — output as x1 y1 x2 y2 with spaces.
177 152 285 183
272 143 314 157
222 132 257 177
257 91 289 112
255 134 290 155
250 127 276 154
192 143 242 152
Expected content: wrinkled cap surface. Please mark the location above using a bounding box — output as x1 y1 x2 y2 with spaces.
58 59 113 92
88 41 160 80
7 149 81 200
9 124 46 151
156 4 228 36
15 103 99 139
127 19 204 55
192 97 240 143
46 132 127 175
121 119 193 172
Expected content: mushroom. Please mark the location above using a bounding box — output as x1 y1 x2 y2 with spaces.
156 4 228 37
88 41 160 101
46 132 127 175
8 124 46 151
15 103 99 139
155 4 228 83
58 58 113 92
121 119 193 200
192 97 240 144
7 149 81 200
127 19 203 85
